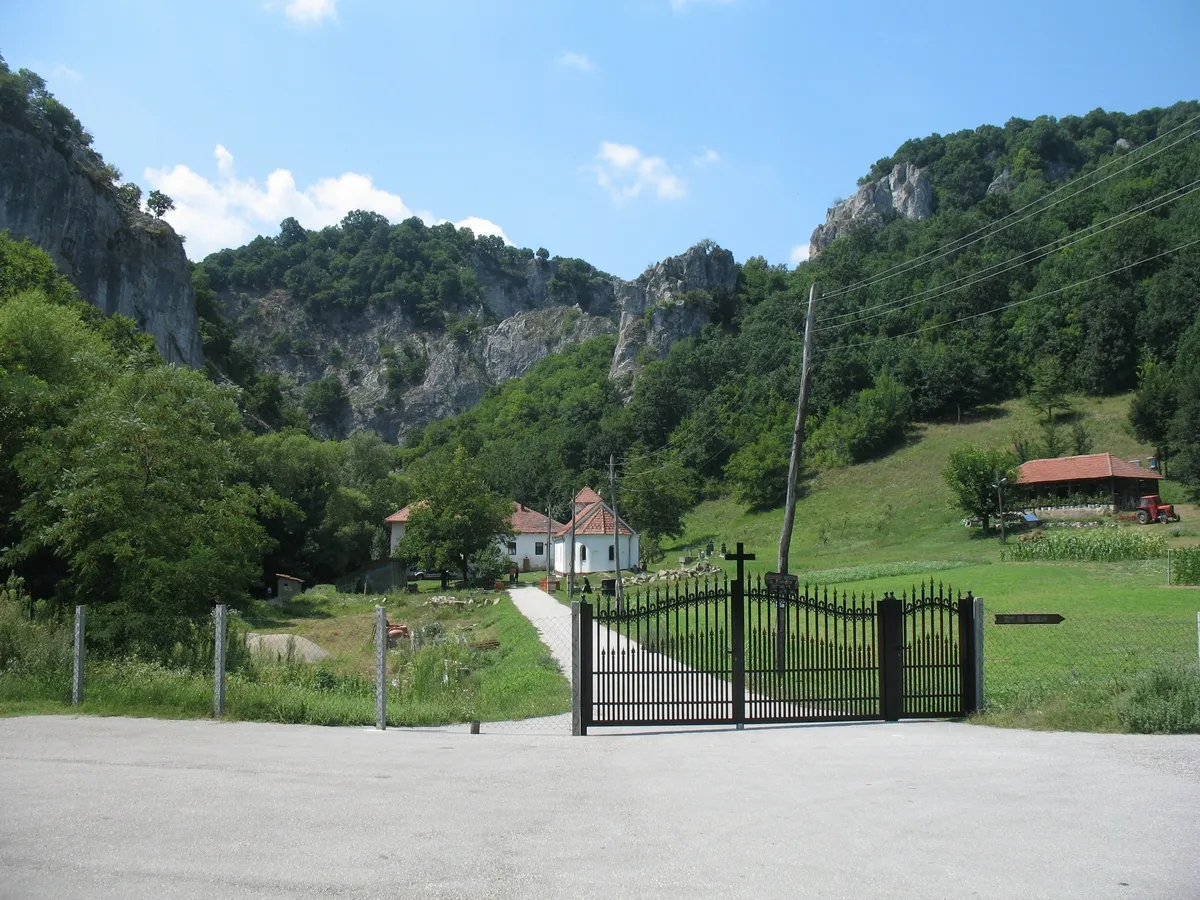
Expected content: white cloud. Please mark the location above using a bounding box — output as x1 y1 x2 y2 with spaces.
692 147 720 167
266 0 338 25
557 51 595 72
669 0 737 10
586 142 687 205
790 244 810 265
48 63 82 83
144 145 509 259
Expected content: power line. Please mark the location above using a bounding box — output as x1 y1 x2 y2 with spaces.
818 237 1200 355
813 114 1200 310
814 178 1200 334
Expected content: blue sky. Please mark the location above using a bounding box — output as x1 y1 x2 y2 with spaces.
3 0 1197 278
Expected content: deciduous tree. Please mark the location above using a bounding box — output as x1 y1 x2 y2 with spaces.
943 446 1018 537
397 446 513 584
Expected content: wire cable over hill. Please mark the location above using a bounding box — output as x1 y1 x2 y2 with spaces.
813 112 1200 311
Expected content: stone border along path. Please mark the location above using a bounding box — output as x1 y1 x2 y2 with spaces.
506 584 813 730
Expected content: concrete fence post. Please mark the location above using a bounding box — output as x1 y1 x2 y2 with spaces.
571 600 582 736
71 605 85 706
375 605 387 731
213 604 227 717
973 596 985 711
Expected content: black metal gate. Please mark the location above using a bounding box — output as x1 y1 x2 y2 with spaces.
579 543 977 732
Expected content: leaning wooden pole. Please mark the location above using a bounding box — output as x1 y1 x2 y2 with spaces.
609 454 623 610
778 283 818 575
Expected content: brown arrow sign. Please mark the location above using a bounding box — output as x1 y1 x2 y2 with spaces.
994 613 1065 625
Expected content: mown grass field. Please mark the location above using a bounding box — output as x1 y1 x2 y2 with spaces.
0 582 570 727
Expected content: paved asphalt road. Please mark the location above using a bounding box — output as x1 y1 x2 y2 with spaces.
1 716 1198 900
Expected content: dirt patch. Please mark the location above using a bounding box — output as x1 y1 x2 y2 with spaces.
245 632 330 663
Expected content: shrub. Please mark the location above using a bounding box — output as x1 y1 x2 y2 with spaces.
1117 664 1200 733
1001 527 1165 562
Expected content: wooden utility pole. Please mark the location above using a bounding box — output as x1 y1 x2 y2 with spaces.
569 492 577 599
609 454 624 610
778 283 818 575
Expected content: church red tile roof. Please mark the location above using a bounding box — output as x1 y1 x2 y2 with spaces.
554 488 636 537
510 502 565 534
385 500 427 523
574 486 603 505
1016 452 1163 485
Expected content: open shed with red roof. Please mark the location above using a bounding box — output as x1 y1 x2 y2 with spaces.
1015 452 1164 510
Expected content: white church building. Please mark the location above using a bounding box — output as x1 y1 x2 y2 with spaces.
551 486 640 576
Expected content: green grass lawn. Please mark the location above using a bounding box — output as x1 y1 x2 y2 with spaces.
0 583 570 727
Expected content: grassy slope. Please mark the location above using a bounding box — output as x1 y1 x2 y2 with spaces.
672 395 1194 574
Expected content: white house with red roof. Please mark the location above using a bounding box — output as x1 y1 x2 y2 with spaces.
386 500 564 572
551 486 640 576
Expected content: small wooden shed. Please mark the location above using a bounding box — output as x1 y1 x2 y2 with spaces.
275 573 304 603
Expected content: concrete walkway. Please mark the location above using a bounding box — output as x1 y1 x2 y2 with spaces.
507 584 572 675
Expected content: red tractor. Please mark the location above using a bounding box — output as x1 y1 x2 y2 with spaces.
1135 495 1180 525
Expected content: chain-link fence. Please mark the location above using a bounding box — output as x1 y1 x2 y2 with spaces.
982 610 1199 724
1 579 574 734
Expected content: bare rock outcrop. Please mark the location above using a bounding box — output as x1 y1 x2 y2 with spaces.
0 123 203 367
808 162 933 259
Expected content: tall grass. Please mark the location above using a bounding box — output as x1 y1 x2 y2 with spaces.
1000 528 1166 562
0 575 71 704
1171 548 1200 585
1117 664 1200 734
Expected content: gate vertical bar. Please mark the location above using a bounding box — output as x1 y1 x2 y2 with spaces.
571 600 582 736
375 605 386 730
213 604 227 718
71 605 85 706
975 596 985 710
729 542 750 729
878 593 902 721
580 600 593 734
958 592 976 716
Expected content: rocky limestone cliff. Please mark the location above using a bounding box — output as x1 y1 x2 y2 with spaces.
609 242 738 393
222 242 737 442
0 123 203 367
808 162 933 259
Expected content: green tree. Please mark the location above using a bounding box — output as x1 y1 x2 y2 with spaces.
9 365 272 655
116 183 142 210
726 429 790 509
1040 419 1068 458
943 447 1018 537
1129 358 1176 471
1070 418 1094 456
146 189 175 218
1168 318 1200 488
397 446 513 584
618 448 697 541
1026 355 1072 423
